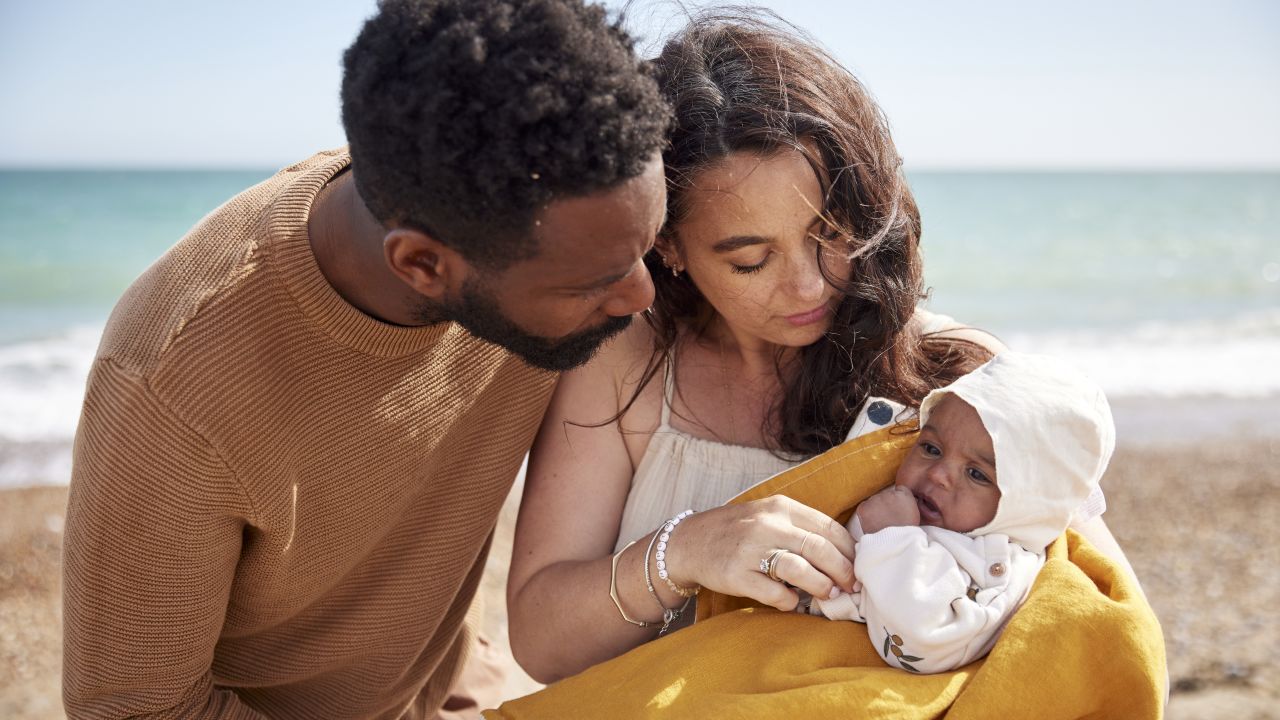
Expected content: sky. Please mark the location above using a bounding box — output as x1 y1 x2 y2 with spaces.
1 0 1277 170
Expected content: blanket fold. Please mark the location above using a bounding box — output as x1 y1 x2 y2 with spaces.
487 426 1166 719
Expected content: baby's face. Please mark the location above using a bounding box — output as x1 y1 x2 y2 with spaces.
894 395 1001 533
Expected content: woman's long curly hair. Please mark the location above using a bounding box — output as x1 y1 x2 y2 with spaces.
627 10 992 457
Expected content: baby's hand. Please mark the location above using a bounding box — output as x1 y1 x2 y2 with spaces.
855 486 921 534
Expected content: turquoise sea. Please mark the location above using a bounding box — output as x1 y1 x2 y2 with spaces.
1 168 1278 485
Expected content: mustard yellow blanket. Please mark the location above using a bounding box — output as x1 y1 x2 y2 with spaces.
487 427 1166 719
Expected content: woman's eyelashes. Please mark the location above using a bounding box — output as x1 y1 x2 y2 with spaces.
730 255 770 274
727 223 841 275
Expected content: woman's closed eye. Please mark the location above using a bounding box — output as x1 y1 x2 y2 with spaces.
730 254 771 274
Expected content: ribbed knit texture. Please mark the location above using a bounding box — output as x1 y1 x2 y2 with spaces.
62 149 556 719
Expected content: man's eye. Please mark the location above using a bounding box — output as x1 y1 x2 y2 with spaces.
573 285 609 299
920 442 940 457
967 468 992 485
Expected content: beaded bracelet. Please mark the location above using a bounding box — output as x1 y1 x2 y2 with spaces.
643 529 691 636
654 510 701 598
642 510 700 635
609 539 655 629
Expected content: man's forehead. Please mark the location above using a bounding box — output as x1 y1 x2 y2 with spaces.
525 167 665 270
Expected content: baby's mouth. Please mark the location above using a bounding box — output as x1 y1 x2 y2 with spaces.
915 492 943 523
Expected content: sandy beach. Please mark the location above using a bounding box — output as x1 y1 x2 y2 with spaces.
3 416 1278 718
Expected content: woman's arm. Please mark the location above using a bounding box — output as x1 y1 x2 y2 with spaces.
506 328 656 682
1070 515 1148 600
1074 512 1167 705
507 328 858 683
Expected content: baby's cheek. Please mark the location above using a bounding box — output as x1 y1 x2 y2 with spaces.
977 492 1000 526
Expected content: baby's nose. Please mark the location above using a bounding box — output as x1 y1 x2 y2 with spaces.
926 463 952 489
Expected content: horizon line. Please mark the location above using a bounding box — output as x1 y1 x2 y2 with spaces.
3 163 1279 174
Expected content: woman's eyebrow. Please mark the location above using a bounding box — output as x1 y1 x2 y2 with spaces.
711 214 825 253
712 235 770 253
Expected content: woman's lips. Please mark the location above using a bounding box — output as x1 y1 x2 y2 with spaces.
785 303 830 326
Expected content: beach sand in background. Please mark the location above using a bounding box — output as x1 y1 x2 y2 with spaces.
3 433 1278 718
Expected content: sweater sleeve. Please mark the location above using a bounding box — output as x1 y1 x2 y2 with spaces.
853 526 1028 674
63 360 267 719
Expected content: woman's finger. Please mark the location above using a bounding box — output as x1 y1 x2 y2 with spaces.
739 567 802 612
779 527 855 593
780 498 856 559
755 497 855 591
768 549 837 602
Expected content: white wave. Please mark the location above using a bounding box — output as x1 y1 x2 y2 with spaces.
2 312 1278 445
1006 309 1280 398
0 324 101 443
1 311 1277 489
0 440 73 489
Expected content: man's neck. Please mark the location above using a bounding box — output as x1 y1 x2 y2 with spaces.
307 171 420 327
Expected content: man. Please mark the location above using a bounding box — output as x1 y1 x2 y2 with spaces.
61 0 668 717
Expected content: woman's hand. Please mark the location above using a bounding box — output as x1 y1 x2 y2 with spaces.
855 486 921 534
663 495 857 612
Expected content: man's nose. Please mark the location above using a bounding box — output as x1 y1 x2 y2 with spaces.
601 260 655 318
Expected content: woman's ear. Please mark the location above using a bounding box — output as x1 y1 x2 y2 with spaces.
383 228 470 301
654 234 683 273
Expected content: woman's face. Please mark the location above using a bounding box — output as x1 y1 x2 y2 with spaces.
665 145 852 350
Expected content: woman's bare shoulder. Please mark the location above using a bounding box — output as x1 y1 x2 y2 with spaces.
577 318 660 391
543 317 664 468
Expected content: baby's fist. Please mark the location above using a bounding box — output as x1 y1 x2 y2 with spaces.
855 486 921 534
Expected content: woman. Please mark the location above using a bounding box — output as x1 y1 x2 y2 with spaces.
506 13 1129 684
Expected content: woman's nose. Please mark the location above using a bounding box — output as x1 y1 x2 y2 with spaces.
789 253 826 302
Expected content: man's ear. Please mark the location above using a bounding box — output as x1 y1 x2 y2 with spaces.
383 227 469 301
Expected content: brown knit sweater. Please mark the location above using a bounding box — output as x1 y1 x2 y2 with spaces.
62 150 556 719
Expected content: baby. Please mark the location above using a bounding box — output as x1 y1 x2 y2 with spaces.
808 351 1115 673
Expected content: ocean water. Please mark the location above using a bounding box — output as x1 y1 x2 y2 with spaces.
1 169 1277 487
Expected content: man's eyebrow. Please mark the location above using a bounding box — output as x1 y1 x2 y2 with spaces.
571 225 665 292
570 269 631 291
976 450 996 469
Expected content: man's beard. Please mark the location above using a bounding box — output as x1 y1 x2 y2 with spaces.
416 277 632 372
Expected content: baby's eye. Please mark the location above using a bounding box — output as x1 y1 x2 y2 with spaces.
919 441 941 457
967 468 993 485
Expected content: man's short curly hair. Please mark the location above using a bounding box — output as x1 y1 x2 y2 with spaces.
341 0 670 269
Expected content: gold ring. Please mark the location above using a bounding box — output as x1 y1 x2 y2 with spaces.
761 548 788 582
